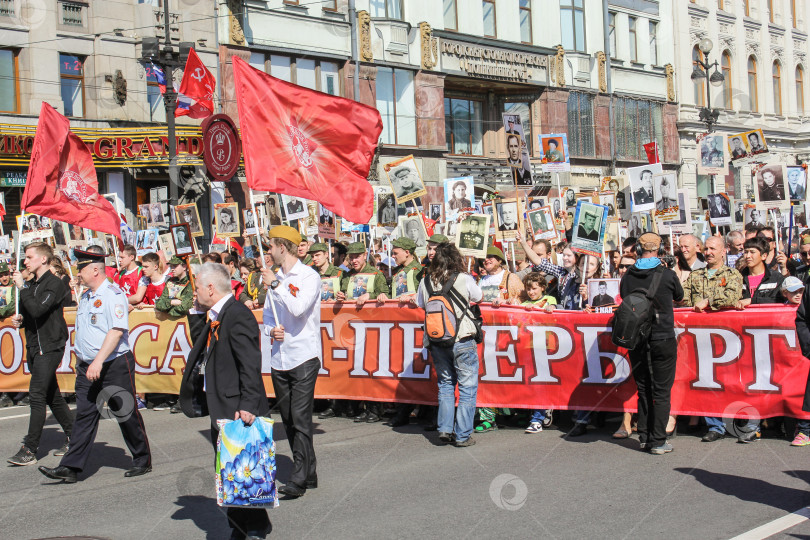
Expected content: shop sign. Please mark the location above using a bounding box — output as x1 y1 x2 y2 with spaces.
0 171 26 187
202 114 242 181
440 39 548 82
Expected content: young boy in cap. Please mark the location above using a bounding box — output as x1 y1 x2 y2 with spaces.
309 242 342 280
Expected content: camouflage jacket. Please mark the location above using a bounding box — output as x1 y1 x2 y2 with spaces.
682 265 744 310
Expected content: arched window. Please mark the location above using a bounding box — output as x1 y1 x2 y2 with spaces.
773 61 783 115
748 56 758 112
797 65 805 114
721 51 732 109
693 45 705 107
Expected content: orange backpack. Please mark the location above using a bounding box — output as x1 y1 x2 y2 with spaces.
424 273 461 347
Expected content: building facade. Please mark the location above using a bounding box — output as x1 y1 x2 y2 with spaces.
0 0 218 237
674 0 810 200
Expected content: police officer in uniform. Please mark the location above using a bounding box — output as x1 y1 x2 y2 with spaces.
38 247 151 483
336 241 389 423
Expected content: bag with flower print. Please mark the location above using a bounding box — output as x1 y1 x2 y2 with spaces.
216 417 279 508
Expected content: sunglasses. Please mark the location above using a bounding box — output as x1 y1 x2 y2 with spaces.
618 264 632 269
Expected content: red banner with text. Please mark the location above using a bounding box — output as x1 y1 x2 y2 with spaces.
0 305 807 419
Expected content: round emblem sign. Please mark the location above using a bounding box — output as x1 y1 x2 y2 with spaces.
202 114 241 180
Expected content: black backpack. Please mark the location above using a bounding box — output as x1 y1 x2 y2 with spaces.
610 267 664 351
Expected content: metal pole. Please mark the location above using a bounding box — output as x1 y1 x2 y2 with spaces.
602 0 616 175
348 0 360 102
214 0 222 113
163 0 180 204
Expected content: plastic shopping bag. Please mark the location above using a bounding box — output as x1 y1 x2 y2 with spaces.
216 417 279 508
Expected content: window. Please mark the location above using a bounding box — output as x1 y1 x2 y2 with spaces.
519 0 532 43
608 12 616 58
773 61 782 115
797 65 805 113
369 0 402 19
254 54 340 95
60 1 84 26
615 97 664 161
482 0 496 38
649 21 658 65
0 0 14 16
744 0 750 16
321 0 337 11
721 51 732 109
567 92 595 157
145 65 166 123
59 53 84 117
560 0 585 52
693 46 705 107
628 17 638 62
444 98 483 155
504 102 532 155
377 67 416 146
443 0 457 30
748 56 758 112
0 49 18 113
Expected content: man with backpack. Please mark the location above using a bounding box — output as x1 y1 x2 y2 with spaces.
616 233 683 455
416 243 482 447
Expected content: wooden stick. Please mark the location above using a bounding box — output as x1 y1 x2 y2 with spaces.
14 210 24 316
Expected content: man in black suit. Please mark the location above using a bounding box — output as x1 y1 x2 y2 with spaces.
180 263 270 540
633 169 655 205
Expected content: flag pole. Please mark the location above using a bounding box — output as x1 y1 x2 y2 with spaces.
250 188 280 324
14 210 24 316
64 257 79 303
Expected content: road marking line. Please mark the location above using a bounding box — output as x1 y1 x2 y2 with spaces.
0 405 77 421
729 506 810 540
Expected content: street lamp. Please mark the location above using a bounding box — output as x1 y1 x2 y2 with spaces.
691 38 725 133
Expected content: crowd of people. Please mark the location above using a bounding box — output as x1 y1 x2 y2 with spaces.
3 208 810 472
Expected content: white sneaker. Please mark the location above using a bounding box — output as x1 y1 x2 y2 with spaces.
525 422 543 434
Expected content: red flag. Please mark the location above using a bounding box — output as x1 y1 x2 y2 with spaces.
0 202 6 219
232 56 382 224
22 103 121 239
211 235 244 256
643 142 661 164
176 48 214 119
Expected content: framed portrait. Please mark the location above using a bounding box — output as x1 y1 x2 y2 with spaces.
626 163 662 213
540 133 571 172
174 203 203 237
159 233 175 260
598 191 618 221
264 194 284 226
480 202 496 236
744 205 768 227
604 221 619 251
652 172 679 222
444 176 475 219
17 214 54 243
281 195 308 221
0 235 11 260
754 163 788 209
397 214 427 248
663 190 692 235
455 213 490 258
527 206 556 241
170 223 194 256
570 200 608 257
135 228 160 256
428 203 443 223
120 221 137 246
214 202 240 237
732 199 747 225
502 113 527 147
384 155 427 204
241 208 258 236
787 166 807 202
493 198 520 242
376 187 398 228
587 277 621 310
147 202 166 228
347 273 376 300
391 268 418 299
707 193 733 226
697 133 728 175
0 284 12 309
527 197 545 212
320 277 339 302
562 186 579 210
318 204 336 239
51 220 68 246
303 200 319 237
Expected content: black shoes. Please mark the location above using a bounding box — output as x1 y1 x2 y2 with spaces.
38 465 77 483
125 465 152 477
568 423 588 437
388 415 409 427
0 393 12 407
353 411 369 423
738 431 760 443
305 475 318 489
8 445 37 466
438 432 454 444
365 412 381 423
318 408 336 419
278 483 306 498
702 431 724 442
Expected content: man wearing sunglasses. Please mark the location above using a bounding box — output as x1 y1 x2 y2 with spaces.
794 236 810 282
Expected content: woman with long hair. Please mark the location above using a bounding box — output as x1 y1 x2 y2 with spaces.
415 243 482 447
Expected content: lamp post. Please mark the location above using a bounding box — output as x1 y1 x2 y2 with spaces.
691 38 726 193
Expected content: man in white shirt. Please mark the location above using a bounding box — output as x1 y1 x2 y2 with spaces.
261 225 321 499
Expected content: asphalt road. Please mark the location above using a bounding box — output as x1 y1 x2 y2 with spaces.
2 404 810 540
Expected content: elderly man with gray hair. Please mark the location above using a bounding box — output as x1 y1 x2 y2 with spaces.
726 230 745 269
678 234 706 270
180 262 270 539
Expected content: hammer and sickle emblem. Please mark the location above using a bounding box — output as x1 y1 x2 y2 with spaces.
191 67 205 82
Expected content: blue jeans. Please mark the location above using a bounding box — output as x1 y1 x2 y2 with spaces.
705 416 759 434
574 410 591 425
530 409 549 424
431 338 479 442
798 419 810 435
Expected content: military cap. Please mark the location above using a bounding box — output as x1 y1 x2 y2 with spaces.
168 255 185 266
486 245 505 262
427 234 449 245
268 225 302 246
74 248 107 269
391 237 416 253
308 242 329 254
346 241 367 255
0 261 9 273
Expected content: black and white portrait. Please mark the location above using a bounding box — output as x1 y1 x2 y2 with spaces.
444 176 474 218
385 156 427 204
627 163 662 213
175 204 203 236
455 214 489 257
787 166 807 201
588 278 620 308
698 133 727 175
398 215 427 248
745 207 768 227
755 164 787 208
495 199 519 232
377 192 397 227
653 173 678 212
282 195 308 221
148 203 166 228
171 224 193 255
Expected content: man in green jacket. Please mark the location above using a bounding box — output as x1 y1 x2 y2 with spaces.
155 256 194 317
337 241 389 307
386 237 423 300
